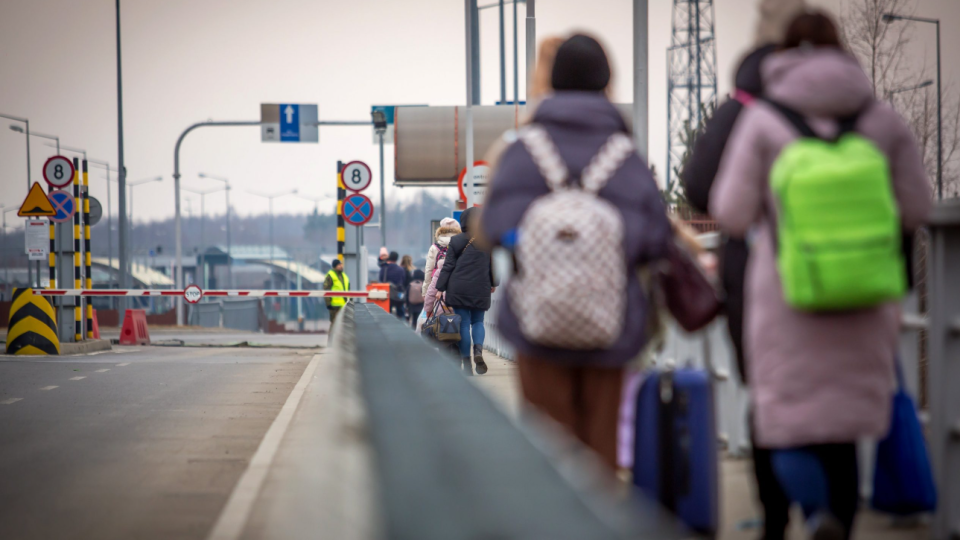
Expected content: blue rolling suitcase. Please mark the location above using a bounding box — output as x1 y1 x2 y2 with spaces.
632 367 719 536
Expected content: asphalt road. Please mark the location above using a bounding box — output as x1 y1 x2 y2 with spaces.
0 345 311 540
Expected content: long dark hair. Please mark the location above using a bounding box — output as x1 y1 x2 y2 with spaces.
782 11 844 51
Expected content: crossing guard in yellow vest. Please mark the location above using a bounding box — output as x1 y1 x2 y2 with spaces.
6 288 60 355
323 259 350 323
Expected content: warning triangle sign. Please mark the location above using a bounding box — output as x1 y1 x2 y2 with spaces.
18 182 56 217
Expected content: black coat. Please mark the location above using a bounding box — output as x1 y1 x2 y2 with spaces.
436 209 497 310
680 45 773 383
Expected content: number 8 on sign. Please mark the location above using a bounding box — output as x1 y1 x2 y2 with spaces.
341 161 372 192
43 156 75 189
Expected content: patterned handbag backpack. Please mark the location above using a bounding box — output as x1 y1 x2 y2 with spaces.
510 125 634 349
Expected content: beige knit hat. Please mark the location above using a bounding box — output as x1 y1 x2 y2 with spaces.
754 0 807 46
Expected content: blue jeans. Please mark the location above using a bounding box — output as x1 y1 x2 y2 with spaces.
453 308 485 358
771 444 858 536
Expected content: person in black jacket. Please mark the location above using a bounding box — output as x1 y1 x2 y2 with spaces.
436 207 497 376
680 1 805 538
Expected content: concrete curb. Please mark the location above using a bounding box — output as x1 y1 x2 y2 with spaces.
59 339 112 355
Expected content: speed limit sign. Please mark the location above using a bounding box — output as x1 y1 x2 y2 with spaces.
183 284 203 304
341 161 372 192
43 156 74 188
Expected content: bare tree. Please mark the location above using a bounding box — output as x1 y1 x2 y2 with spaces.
842 0 960 197
841 0 917 97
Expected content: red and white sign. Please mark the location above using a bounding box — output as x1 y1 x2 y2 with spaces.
458 161 490 207
341 160 372 192
183 284 203 304
43 155 74 188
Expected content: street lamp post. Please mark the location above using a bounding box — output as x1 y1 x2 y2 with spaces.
11 126 62 289
10 126 59 154
198 173 233 290
884 13 942 199
127 176 163 223
0 114 30 189
371 111 388 248
886 79 934 103
88 162 117 287
248 189 298 286
3 113 33 287
1 206 20 298
49 143 85 161
183 184 227 289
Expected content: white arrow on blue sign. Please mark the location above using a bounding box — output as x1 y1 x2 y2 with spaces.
260 103 318 143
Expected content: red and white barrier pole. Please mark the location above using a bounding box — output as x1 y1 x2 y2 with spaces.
34 287 386 303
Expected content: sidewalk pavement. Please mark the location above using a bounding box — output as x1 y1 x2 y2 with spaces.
471 352 929 540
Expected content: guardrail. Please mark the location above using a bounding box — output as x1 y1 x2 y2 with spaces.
341 301 689 540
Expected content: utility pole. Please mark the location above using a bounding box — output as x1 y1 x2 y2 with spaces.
513 0 519 104
116 0 129 302
499 0 506 104
466 0 476 207
525 0 536 98
634 0 649 158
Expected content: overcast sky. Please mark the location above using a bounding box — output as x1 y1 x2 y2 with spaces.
1 0 957 223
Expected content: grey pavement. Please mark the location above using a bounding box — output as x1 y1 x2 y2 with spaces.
471 354 929 540
0 345 311 540
99 327 329 348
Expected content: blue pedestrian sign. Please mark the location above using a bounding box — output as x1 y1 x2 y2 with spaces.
342 193 374 227
260 103 318 143
47 189 76 223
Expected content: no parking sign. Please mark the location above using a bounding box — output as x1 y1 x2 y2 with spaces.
342 193 374 226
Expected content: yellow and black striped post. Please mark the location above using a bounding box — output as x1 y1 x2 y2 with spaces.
48 208 56 290
72 157 82 342
336 160 345 263
82 159 93 339
5 288 59 355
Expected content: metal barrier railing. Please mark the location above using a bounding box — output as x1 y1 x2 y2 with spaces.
924 203 960 540
342 302 688 540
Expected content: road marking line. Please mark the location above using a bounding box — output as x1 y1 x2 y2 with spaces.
39 386 58 391
206 354 321 540
1 398 23 405
69 376 86 381
94 368 110 373
116 363 130 367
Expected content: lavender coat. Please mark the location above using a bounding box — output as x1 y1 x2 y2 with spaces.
711 49 933 448
482 92 672 367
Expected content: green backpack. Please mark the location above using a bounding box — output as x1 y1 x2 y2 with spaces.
767 101 906 311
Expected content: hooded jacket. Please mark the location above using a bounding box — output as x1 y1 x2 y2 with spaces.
482 91 672 367
435 207 498 311
710 48 932 448
422 223 461 296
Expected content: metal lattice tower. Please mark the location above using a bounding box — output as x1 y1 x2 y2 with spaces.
667 0 718 188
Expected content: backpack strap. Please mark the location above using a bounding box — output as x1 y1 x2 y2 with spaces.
518 125 569 191
581 133 635 195
765 99 865 142
764 100 818 139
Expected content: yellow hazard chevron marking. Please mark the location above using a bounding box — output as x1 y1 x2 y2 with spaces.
337 228 345 241
6 288 59 355
11 291 55 322
18 182 56 217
